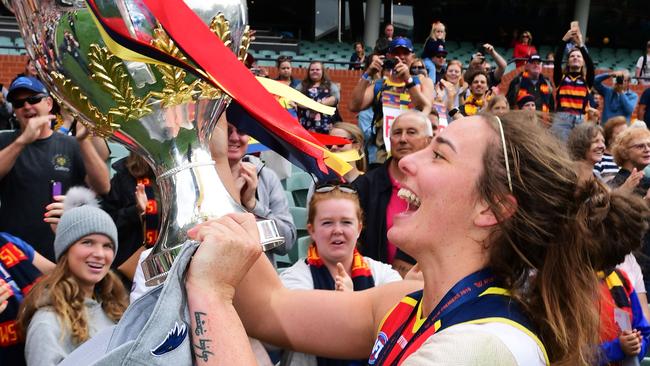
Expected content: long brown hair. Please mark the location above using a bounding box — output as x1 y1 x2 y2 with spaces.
18 254 128 345
301 61 332 93
477 111 649 364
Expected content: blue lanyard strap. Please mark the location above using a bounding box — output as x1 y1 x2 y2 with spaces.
375 268 498 365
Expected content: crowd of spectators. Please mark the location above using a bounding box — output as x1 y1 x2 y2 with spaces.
2 14 650 366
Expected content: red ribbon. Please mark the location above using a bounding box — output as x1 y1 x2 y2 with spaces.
139 0 331 174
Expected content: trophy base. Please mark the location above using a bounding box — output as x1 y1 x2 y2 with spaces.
142 243 185 287
141 219 285 286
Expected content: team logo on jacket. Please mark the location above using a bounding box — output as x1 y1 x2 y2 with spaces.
52 154 71 172
368 331 388 364
150 322 188 356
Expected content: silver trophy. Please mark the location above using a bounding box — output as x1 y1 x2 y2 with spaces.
4 0 284 286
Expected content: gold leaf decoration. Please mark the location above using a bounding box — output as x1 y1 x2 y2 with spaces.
49 71 117 138
238 25 251 62
87 44 152 122
150 25 199 106
150 23 222 103
209 13 232 49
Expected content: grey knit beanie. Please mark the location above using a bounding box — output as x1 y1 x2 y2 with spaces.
53 187 118 261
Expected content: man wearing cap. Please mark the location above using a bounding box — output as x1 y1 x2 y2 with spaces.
506 54 555 112
422 40 447 83
349 37 431 165
0 76 110 261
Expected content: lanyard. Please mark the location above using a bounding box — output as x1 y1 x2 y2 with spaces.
374 268 497 365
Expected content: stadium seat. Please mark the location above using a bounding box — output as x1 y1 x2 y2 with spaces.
285 190 296 207
294 235 311 262
290 206 308 239
286 172 313 207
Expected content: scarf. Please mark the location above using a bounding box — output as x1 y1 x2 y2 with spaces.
461 93 487 116
516 71 552 112
137 177 160 248
306 243 374 366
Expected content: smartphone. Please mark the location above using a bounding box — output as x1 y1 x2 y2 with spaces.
50 181 62 198
615 76 624 84
570 21 579 31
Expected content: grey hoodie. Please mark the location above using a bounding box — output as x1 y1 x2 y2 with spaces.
24 298 115 366
244 155 296 259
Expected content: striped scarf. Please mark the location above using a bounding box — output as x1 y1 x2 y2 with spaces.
137 177 160 248
515 71 552 112
461 93 487 116
306 243 374 366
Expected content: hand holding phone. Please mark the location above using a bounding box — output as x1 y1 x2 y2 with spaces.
50 181 62 198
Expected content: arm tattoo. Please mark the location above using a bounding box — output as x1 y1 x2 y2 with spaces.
193 311 214 362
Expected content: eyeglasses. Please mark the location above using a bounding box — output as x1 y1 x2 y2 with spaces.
410 66 426 74
12 94 46 108
314 182 357 195
629 142 650 151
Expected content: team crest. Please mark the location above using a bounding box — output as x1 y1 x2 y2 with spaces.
52 154 71 172
368 331 388 365
150 322 188 356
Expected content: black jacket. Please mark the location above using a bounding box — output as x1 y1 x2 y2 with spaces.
101 158 158 268
352 160 415 264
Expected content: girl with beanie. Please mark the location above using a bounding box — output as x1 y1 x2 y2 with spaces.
17 187 128 366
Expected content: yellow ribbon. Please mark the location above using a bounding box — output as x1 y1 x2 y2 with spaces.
255 77 336 116
332 149 362 163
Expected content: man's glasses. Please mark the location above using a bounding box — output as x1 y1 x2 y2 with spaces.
314 182 357 195
12 94 46 108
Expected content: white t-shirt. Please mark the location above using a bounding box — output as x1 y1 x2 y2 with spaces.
130 248 153 303
402 322 547 366
280 256 403 366
617 253 646 294
637 54 650 84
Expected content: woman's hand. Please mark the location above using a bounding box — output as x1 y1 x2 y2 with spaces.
619 329 642 356
187 213 262 301
135 183 147 216
236 162 259 211
619 168 644 194
334 262 353 292
0 279 12 314
44 195 65 233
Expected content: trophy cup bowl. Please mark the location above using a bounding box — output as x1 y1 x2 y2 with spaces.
4 0 284 286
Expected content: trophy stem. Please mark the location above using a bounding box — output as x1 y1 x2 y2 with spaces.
142 155 243 286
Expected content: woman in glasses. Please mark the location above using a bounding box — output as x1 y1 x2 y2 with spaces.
187 112 648 365
328 122 367 183
279 183 402 365
609 127 650 197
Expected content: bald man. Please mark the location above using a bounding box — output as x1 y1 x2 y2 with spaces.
352 111 433 277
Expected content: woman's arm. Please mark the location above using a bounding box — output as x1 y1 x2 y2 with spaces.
187 214 421 360
578 46 595 88
553 40 567 87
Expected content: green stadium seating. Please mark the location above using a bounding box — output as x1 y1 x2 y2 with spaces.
290 206 308 239
286 172 313 207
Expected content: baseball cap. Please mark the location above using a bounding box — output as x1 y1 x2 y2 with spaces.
388 37 414 53
7 76 48 103
527 54 542 63
433 42 448 56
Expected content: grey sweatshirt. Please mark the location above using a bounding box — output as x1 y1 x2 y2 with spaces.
24 298 116 366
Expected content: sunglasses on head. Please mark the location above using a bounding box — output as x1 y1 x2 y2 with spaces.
314 182 357 195
12 94 46 108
